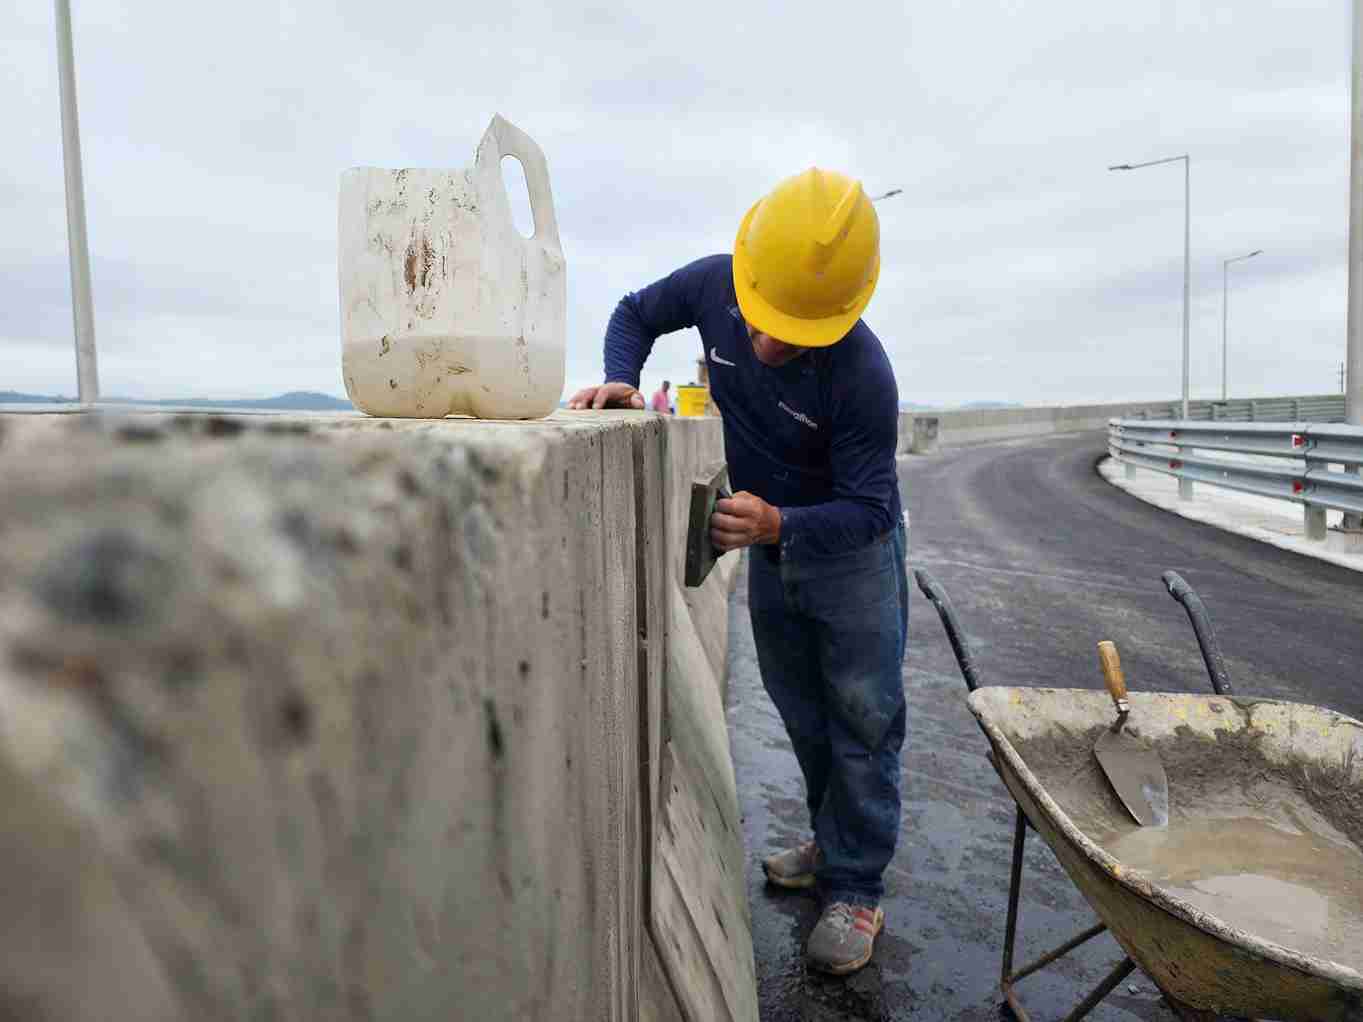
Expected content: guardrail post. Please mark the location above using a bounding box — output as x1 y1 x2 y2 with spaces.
1305 504 1328 541
1293 398 1302 419
910 416 940 454
1177 445 1194 500
1249 400 1258 421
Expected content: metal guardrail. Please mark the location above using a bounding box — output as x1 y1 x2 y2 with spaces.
1127 394 1346 423
1107 418 1363 541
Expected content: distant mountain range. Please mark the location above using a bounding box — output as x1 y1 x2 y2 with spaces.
0 390 355 411
1 390 1018 415
900 400 1021 411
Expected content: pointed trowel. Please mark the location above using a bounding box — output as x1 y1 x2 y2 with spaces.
1094 641 1169 827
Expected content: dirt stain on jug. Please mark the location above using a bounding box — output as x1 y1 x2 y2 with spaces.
403 235 435 295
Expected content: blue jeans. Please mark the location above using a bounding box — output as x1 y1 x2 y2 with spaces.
748 524 908 907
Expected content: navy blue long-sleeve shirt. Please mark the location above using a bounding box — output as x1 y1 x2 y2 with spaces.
604 254 902 559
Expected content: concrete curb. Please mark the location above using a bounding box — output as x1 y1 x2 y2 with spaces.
1098 456 1363 574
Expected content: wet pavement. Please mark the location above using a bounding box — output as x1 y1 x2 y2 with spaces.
725 432 1363 1021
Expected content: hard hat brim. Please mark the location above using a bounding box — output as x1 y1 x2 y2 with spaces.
731 200 880 348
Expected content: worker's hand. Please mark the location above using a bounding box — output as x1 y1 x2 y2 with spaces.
566 382 645 410
711 491 781 551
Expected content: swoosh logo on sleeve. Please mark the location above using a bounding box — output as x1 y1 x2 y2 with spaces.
710 346 737 367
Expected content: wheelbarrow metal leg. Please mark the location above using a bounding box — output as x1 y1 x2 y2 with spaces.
1003 806 1109 985
1001 805 1026 981
1008 922 1111 986
999 805 1127 1022
1059 956 1138 1022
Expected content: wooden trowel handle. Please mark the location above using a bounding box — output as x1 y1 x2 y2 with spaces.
1097 641 1130 715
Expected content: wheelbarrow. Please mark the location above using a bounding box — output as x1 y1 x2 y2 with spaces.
915 569 1363 1022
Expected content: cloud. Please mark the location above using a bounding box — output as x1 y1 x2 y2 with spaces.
4 0 1354 406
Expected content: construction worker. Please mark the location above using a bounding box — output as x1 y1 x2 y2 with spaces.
568 169 906 976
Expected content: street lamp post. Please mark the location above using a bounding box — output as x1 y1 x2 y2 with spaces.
54 0 98 404
1109 155 1191 421
1221 249 1263 402
1348 0 1363 529
1351 0 1363 429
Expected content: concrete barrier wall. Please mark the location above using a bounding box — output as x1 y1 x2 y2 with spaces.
652 421 753 1022
0 410 753 1022
918 399 1177 448
899 394 1344 450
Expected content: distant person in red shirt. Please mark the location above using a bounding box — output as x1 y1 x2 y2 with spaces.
650 380 673 414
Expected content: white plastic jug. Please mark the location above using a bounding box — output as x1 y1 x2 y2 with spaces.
338 115 565 419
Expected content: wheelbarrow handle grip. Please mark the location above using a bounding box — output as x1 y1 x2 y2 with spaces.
913 568 984 693
1097 641 1130 715
1160 571 1233 697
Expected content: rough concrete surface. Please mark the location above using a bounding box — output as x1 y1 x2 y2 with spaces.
0 409 753 1022
654 418 753 1022
732 430 1363 1021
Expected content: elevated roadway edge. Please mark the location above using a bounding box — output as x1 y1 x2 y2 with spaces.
735 429 1363 1020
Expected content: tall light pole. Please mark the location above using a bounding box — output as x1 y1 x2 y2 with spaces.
1110 155 1191 419
54 0 99 404
1221 249 1262 401
1347 0 1363 529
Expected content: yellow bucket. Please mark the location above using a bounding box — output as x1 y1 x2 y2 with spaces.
675 385 710 417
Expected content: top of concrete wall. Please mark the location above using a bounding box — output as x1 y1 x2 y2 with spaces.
0 407 754 1022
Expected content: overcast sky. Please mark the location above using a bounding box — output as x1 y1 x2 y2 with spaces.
5 1 1355 406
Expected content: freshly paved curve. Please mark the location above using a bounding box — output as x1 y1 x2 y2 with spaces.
724 430 1363 1021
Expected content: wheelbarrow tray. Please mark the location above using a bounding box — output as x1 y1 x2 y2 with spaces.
969 686 1363 1021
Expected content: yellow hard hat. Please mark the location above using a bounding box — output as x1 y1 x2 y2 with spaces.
732 168 881 348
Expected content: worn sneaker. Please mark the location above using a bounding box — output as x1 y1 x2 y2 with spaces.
806 902 885 975
762 840 821 890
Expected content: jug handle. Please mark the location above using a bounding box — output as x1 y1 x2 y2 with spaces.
477 114 562 250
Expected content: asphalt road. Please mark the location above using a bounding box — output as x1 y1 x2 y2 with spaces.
724 430 1363 1021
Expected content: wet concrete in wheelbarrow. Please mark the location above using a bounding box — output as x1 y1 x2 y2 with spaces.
725 434 1363 1021
1011 715 1363 975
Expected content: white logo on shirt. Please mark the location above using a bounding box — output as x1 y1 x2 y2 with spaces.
710 346 736 367
778 401 819 430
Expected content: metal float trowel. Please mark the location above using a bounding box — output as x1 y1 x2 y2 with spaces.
684 463 730 588
1094 641 1170 827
